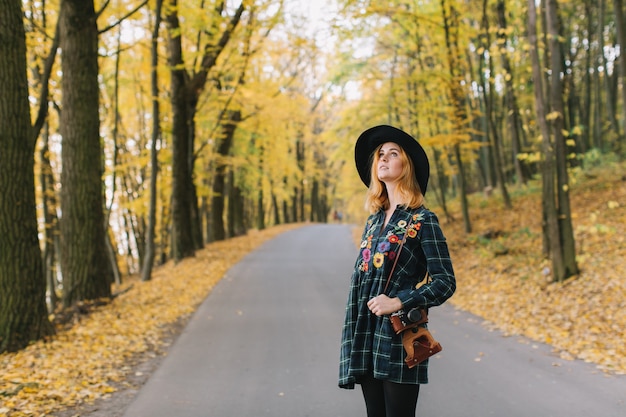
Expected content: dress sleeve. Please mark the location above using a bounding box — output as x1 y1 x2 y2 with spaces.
396 210 456 309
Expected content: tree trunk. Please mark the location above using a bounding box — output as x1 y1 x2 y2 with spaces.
201 166 213 243
187 111 204 250
579 0 593 152
441 0 471 233
257 186 266 230
295 138 305 222
40 123 60 312
228 170 246 237
190 180 204 248
256 135 266 230
165 0 245 260
545 0 578 281
159 188 169 264
59 0 113 306
529 0 574 282
291 187 298 223
142 0 163 282
480 0 511 208
107 28 124 286
593 0 606 149
496 0 527 185
310 179 320 222
284 198 291 225
477 2 495 191
432 147 451 220
212 110 241 241
30 3 60 143
614 0 626 145
529 0 560 268
602 0 622 145
165 1 196 261
0 0 54 352
271 190 281 225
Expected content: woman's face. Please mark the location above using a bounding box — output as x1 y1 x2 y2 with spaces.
376 142 404 184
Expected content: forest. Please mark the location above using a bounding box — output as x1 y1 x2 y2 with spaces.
1 0 626 413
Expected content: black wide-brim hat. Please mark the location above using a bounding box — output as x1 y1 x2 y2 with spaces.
355 125 430 195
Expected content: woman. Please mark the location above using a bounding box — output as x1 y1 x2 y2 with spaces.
339 125 456 417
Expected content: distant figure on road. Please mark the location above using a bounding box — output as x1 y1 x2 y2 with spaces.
339 125 456 417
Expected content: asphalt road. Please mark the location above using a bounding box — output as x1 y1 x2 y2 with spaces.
122 224 626 417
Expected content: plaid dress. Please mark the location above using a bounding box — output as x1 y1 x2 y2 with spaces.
339 205 456 389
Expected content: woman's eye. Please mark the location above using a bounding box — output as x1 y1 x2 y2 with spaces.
379 150 398 158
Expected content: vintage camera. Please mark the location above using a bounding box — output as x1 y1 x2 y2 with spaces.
390 308 427 334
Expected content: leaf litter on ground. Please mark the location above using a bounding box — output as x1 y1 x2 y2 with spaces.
444 171 626 375
0 224 302 417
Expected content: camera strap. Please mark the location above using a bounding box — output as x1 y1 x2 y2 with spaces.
382 219 412 294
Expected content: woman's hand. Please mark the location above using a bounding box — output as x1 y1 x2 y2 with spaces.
367 295 403 316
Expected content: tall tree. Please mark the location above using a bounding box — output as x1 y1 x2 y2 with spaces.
580 0 593 152
545 0 578 280
528 0 561 266
528 0 578 282
165 0 245 260
0 0 54 352
441 0 472 233
614 0 626 150
496 0 528 185
141 0 164 282
601 0 622 145
165 0 196 259
479 0 511 208
59 0 114 305
212 110 241 241
40 124 61 311
26 0 62 311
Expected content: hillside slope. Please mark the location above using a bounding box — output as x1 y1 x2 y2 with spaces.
442 170 626 374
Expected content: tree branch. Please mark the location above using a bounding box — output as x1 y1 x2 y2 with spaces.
189 2 245 95
32 20 60 144
98 0 150 34
96 0 112 18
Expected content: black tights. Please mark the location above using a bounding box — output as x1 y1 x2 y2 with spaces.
360 374 420 417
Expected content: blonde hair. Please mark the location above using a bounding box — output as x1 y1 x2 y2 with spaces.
365 143 424 213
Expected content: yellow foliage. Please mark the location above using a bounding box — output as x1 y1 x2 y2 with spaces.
0 224 303 417
546 111 561 121
516 151 542 163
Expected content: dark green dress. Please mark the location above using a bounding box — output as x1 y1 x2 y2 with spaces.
339 205 456 389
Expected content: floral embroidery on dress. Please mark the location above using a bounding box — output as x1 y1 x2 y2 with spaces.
412 212 424 222
357 211 425 271
373 253 384 268
377 241 390 252
358 227 375 271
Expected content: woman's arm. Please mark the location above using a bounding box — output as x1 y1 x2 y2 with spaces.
396 211 456 309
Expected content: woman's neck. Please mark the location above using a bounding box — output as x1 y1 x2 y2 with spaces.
385 183 399 212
